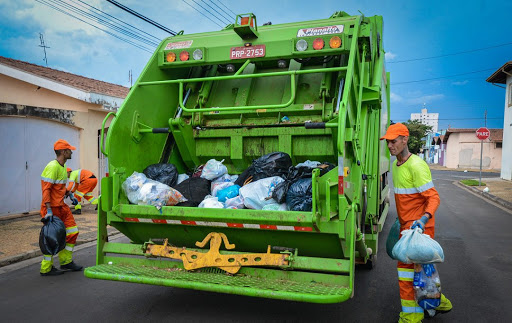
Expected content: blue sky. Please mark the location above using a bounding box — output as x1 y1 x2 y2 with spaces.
0 0 510 130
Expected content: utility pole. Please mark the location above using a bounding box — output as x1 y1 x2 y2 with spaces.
479 109 487 186
129 70 133 87
38 33 50 67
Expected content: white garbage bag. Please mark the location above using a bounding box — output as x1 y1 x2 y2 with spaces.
239 176 284 210
198 195 224 208
392 227 445 264
224 195 245 209
200 159 228 180
122 172 148 204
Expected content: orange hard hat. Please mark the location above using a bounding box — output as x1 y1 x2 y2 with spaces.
67 168 72 172
54 139 76 150
380 123 409 140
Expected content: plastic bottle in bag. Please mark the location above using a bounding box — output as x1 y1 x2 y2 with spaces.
413 263 441 316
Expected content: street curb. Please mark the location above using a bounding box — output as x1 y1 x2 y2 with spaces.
454 181 512 212
0 229 120 268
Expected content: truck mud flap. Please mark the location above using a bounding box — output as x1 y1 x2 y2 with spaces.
85 263 351 303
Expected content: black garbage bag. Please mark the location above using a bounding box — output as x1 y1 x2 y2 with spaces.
174 177 211 207
143 163 178 187
235 152 292 186
286 178 313 211
39 216 66 256
273 162 336 204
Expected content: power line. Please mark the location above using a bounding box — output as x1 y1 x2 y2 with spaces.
73 0 161 42
391 68 498 85
388 41 512 64
200 0 232 24
214 0 237 17
106 0 177 35
181 0 223 28
49 0 159 47
189 0 228 26
35 0 153 53
209 0 236 21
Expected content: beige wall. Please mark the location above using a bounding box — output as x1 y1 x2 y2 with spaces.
0 74 95 112
0 74 114 195
446 132 502 170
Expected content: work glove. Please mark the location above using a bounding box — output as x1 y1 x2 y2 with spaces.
422 264 436 277
41 209 53 223
70 196 79 205
411 215 429 232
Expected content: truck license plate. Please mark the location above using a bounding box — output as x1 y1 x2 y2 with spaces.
230 45 266 59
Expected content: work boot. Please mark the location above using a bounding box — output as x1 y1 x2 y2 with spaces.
398 312 423 323
426 294 452 318
40 266 64 276
60 261 83 272
72 209 81 215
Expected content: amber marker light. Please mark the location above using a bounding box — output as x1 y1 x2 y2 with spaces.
179 51 190 61
329 36 342 48
166 52 176 62
313 38 324 50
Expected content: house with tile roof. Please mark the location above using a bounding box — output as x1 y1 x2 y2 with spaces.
487 62 512 180
443 128 503 171
0 56 129 216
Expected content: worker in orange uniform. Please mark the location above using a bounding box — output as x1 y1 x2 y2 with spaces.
40 139 83 276
380 123 452 323
66 168 98 215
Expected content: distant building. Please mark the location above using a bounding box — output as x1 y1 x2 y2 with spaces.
411 107 439 133
0 56 129 216
486 62 512 180
444 128 503 170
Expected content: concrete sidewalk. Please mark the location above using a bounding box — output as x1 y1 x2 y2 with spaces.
457 177 512 211
0 204 118 267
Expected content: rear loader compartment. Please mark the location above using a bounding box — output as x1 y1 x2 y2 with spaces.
85 11 391 303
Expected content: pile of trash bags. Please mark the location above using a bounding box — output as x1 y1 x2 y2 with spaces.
122 152 334 211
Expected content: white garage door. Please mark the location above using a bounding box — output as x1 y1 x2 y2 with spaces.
0 117 80 216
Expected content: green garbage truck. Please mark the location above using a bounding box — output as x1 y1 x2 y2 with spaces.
85 11 391 304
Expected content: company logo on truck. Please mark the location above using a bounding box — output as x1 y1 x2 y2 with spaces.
164 40 193 50
297 25 344 37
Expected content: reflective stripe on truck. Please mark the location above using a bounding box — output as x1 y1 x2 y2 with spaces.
124 217 313 231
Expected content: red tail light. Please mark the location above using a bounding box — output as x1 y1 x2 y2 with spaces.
179 51 189 61
313 38 324 50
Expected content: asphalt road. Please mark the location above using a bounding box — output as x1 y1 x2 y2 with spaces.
0 170 510 322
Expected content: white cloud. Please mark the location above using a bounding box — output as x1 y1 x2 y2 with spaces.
385 52 396 61
407 94 445 105
16 0 104 36
390 92 403 102
452 80 469 86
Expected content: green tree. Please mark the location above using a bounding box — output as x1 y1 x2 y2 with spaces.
402 120 433 154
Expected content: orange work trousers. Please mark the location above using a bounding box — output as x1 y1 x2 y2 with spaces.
397 220 435 305
73 177 98 203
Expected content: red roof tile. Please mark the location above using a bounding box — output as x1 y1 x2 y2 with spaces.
0 56 129 98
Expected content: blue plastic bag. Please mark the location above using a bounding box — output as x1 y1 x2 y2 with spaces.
392 227 444 264
217 185 241 202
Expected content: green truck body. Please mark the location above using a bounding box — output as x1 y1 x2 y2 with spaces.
85 11 391 303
